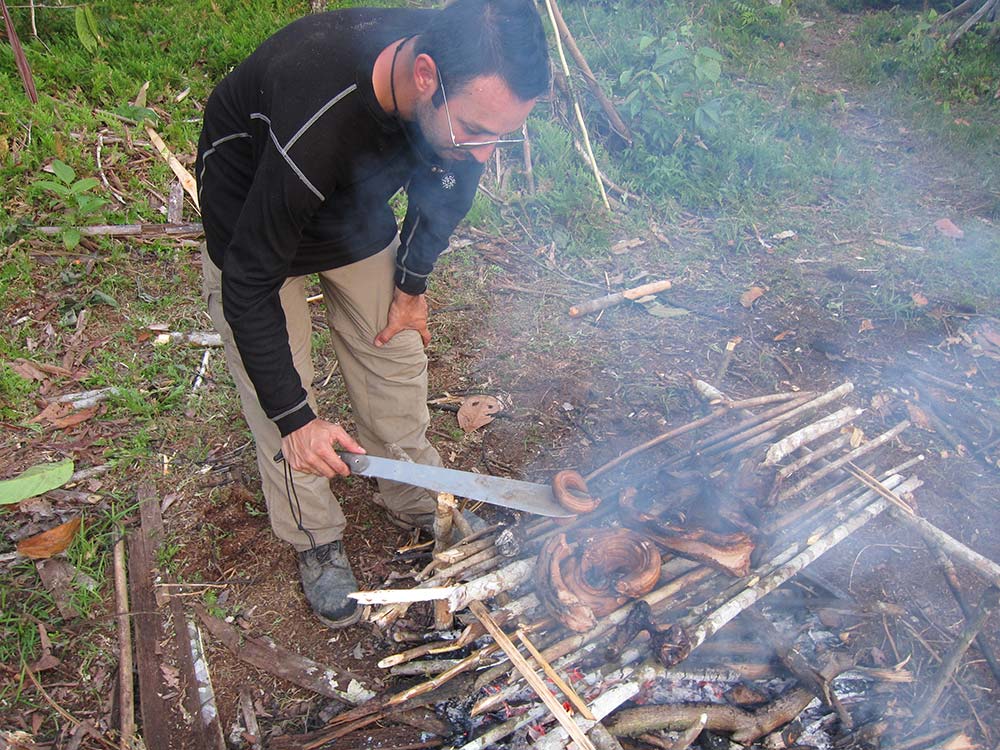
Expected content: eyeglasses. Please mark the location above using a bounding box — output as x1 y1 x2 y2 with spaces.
437 69 525 149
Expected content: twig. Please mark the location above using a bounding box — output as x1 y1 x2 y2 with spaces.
545 0 631 143
889 506 1000 588
569 278 672 318
36 222 204 238
585 408 726 482
522 122 535 194
912 587 1000 726
928 543 1000 687
763 406 863 467
112 537 134 750
469 600 597 750
21 664 119 750
516 628 595 720
542 0 609 210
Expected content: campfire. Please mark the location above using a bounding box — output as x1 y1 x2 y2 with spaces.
195 377 990 750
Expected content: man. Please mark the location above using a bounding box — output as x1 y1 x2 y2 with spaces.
195 0 550 628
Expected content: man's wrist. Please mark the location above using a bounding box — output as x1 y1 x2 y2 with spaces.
275 403 317 437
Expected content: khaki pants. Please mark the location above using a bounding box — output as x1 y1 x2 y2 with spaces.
202 240 439 551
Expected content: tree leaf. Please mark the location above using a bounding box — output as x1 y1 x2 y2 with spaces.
75 7 98 53
35 179 72 197
740 286 766 308
457 395 501 433
0 459 75 505
51 159 75 185
62 228 82 250
17 516 82 559
933 218 964 239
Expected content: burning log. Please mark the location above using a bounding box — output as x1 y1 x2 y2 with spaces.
536 529 661 631
604 651 856 744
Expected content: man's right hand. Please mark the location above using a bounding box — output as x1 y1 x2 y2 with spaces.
281 419 366 478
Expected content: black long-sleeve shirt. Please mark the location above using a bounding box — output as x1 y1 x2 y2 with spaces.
196 8 483 436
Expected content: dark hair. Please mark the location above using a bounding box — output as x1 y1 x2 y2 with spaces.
416 0 551 102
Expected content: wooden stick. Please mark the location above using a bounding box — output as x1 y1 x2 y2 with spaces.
36 222 204 238
542 0 609 210
516 628 595 720
888 506 1000 589
585 408 725 482
912 586 1000 726
468 600 596 750
238 689 263 750
350 586 455 605
112 537 134 750
545 0 631 143
522 122 535 194
928 543 1000 687
569 279 672 317
763 406 863 466
145 126 200 212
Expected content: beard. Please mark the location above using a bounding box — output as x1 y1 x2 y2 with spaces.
407 99 468 163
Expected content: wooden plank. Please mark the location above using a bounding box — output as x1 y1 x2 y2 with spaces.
195 604 374 704
126 497 174 749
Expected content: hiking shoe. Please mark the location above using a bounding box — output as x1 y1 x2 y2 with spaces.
298 541 361 628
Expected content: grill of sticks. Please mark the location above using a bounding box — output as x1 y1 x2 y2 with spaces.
298 380 941 749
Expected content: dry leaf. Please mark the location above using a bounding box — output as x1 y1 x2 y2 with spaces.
17 516 82 559
457 395 502 433
11 360 48 381
740 286 765 309
911 292 929 307
773 330 795 341
771 230 796 241
858 319 875 333
49 406 98 430
934 218 964 239
906 403 934 431
849 427 865 449
30 401 72 425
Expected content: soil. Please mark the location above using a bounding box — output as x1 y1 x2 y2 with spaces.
3 9 1000 750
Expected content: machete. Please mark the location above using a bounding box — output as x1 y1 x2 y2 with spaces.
273 449 572 517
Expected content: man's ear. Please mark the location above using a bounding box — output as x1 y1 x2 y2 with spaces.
412 53 439 100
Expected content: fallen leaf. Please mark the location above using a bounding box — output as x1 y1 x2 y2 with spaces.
906 403 934 431
934 218 964 239
770 230 796 241
0 459 75 505
858 319 875 333
160 664 181 691
10 360 48 381
610 237 644 255
457 395 502 433
17 516 82 559
953 118 971 127
911 292 929 307
850 427 865 449
49 406 98 430
773 330 795 341
740 286 765 309
31 401 73 425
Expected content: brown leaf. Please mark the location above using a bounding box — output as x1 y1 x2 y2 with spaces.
906 403 934 432
49 406 98 430
934 218 964 239
849 427 865 449
11 360 48 381
457 395 501 433
911 292 929 307
30 401 73 425
858 319 875 333
17 516 82 559
773 329 795 341
739 286 765 309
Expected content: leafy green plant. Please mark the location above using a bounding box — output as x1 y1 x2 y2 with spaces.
34 160 107 249
74 5 104 53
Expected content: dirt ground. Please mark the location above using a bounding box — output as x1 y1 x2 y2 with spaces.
4 10 1000 750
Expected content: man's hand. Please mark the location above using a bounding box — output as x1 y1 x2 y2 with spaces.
281 419 365 478
374 288 430 348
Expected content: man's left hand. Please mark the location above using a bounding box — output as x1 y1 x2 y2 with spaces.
374 288 430 347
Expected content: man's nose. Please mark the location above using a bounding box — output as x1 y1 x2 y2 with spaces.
469 143 497 164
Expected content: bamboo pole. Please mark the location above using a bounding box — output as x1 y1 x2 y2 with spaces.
113 537 134 750
542 0 609 210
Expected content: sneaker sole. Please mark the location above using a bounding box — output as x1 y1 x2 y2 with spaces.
316 607 362 629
